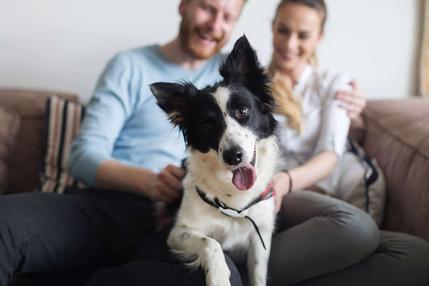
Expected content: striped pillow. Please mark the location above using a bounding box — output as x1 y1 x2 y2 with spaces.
39 96 85 193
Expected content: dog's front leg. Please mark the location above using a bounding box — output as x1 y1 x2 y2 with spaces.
168 225 231 286
247 230 272 286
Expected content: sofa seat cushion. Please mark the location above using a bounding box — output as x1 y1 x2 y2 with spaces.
0 107 21 193
363 99 429 240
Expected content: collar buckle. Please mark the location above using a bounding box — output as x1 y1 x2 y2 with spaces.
219 207 247 218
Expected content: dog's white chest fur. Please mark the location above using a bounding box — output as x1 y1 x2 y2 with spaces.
177 184 275 252
167 136 278 286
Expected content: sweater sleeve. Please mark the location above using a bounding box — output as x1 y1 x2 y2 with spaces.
69 52 134 186
314 73 352 157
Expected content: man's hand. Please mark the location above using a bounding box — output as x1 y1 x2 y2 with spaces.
336 80 367 123
271 171 292 213
147 164 185 203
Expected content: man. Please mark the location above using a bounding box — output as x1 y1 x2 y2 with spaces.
70 0 245 206
0 1 245 285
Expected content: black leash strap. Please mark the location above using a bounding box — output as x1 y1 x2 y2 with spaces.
348 136 380 212
195 187 269 250
243 215 266 250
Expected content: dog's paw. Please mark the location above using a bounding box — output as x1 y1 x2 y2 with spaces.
205 262 231 286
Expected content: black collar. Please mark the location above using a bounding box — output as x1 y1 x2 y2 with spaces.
195 186 273 250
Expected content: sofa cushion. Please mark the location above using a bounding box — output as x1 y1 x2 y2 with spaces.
363 99 429 240
39 96 85 193
0 107 21 193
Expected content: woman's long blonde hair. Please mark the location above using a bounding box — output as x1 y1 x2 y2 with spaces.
269 64 304 133
270 0 327 134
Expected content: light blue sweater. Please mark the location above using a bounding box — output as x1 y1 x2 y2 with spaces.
69 45 225 186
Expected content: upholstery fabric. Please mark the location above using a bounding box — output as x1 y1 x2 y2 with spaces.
0 107 21 193
0 89 78 193
362 99 429 240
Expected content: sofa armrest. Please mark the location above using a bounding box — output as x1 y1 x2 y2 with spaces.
361 99 429 241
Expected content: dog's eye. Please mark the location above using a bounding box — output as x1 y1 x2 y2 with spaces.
235 107 249 120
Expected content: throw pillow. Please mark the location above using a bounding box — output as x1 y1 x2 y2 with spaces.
38 96 85 193
317 137 386 226
0 107 21 193
336 137 386 226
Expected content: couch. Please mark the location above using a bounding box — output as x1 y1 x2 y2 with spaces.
1 89 428 284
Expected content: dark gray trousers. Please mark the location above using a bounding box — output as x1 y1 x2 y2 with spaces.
269 190 429 286
0 189 241 286
1 189 428 286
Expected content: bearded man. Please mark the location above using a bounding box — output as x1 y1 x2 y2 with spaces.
1 1 245 285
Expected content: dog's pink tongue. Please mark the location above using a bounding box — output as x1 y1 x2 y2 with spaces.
232 164 256 191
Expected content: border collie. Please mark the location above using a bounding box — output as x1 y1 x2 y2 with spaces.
150 35 278 286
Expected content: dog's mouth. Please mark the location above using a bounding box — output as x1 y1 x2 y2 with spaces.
231 145 256 191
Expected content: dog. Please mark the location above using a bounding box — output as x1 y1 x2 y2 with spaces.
150 35 278 286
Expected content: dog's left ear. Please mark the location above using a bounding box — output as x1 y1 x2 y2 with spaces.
149 82 196 126
219 35 265 83
220 35 274 111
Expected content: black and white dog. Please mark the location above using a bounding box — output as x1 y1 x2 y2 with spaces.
150 36 278 286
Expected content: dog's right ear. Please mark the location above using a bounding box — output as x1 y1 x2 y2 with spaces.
149 82 195 126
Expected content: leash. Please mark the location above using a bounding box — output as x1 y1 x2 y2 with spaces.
347 136 379 212
195 184 274 250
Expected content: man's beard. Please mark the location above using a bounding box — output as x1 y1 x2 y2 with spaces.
178 19 225 60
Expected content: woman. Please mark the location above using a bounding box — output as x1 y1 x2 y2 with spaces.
270 0 362 208
267 1 429 285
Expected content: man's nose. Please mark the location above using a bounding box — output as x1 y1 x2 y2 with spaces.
207 11 223 33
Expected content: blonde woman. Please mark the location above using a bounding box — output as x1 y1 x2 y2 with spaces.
267 1 429 285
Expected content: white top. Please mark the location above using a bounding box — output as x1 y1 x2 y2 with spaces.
275 65 352 190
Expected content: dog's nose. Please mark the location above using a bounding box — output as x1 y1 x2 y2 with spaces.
222 146 243 166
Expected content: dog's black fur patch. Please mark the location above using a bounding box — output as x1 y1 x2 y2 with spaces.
150 35 276 154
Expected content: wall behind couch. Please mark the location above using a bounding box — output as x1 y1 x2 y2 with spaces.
0 0 422 103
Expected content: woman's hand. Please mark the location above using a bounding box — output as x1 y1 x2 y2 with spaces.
336 80 367 126
271 171 292 213
147 164 185 203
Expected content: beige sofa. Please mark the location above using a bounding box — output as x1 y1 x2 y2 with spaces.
1 88 428 242
1 89 429 286
0 89 428 242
